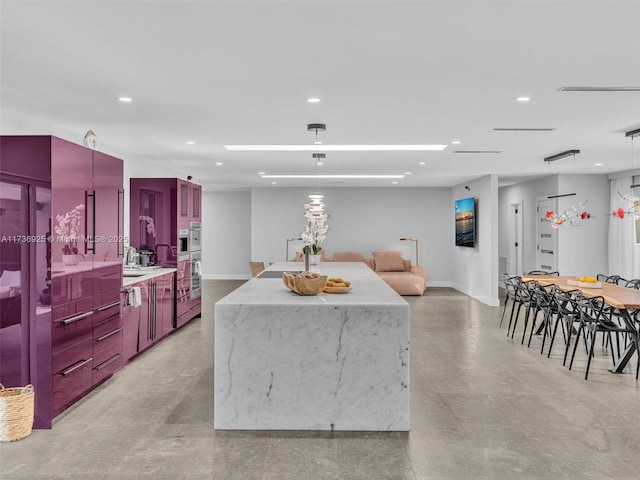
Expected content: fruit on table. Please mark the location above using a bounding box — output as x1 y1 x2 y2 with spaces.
327 277 351 287
299 271 320 279
579 276 598 283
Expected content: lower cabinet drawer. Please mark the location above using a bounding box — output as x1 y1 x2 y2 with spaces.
93 328 123 365
93 353 123 385
52 338 93 417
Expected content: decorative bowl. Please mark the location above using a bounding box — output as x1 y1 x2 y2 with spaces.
578 281 602 289
323 286 352 294
282 272 327 295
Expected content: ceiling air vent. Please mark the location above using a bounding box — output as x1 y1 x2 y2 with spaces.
493 128 556 131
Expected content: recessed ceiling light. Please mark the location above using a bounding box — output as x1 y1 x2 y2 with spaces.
392 181 399 185
516 97 531 102
451 140 461 144
117 97 133 102
594 163 604 167
225 145 447 151
271 181 277 185
316 162 324 166
261 174 405 179
404 172 412 175
307 98 321 103
258 171 266 175
215 162 223 166
314 141 323 145
186 141 195 145
419 162 426 165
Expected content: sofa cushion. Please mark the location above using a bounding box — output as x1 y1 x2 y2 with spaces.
333 252 365 262
372 251 405 272
377 271 425 295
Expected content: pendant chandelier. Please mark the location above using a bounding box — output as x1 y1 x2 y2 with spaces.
307 123 326 214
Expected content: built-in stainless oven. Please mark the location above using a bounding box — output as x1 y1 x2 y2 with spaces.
190 250 202 300
190 222 201 252
178 228 189 261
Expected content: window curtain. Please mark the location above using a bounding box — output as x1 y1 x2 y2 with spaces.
608 177 639 279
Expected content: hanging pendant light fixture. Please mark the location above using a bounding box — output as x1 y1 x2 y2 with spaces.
307 123 326 210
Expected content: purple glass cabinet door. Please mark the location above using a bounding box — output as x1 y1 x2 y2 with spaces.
51 137 94 300
92 151 124 267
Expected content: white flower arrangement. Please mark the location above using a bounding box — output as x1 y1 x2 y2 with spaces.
300 205 329 255
140 215 156 237
54 204 85 254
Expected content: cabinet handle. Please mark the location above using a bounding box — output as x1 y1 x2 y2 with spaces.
60 358 93 376
96 300 121 311
61 311 93 325
95 327 123 342
94 354 122 370
94 312 121 328
85 190 96 253
117 188 125 257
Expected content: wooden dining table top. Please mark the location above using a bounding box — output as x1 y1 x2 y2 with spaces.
520 275 640 310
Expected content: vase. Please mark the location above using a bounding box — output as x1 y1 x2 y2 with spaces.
62 254 80 266
309 254 321 266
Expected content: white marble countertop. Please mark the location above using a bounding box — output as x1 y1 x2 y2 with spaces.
122 267 177 287
217 262 407 307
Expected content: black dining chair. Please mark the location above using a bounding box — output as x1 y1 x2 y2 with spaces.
568 294 638 380
546 287 581 363
526 270 560 276
500 275 521 328
622 279 640 289
508 279 539 340
525 283 558 349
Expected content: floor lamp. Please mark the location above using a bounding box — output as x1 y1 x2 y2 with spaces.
400 238 419 266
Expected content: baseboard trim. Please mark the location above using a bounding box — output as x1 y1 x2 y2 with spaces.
450 282 500 307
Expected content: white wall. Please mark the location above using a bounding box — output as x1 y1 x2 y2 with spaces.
499 175 558 274
250 187 452 285
450 175 499 306
556 174 609 276
201 191 251 279
498 174 609 277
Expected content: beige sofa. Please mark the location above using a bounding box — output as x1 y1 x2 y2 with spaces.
330 251 427 296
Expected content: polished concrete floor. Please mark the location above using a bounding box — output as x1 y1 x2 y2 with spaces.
1 281 639 479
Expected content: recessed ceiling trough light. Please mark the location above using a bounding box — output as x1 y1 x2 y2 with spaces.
261 174 405 179
558 86 640 92
516 97 530 102
307 98 321 103
225 145 447 151
493 128 556 131
118 97 133 102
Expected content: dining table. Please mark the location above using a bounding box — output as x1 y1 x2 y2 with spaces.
521 275 640 374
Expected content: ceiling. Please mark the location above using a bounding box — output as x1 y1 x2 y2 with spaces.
2 0 639 190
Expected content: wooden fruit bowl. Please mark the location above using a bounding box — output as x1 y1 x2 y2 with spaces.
282 272 327 295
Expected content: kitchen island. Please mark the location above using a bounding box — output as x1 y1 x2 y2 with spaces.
214 262 410 431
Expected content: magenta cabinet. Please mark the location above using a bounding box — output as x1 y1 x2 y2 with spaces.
52 337 93 417
121 292 140 363
1 135 124 428
137 281 155 352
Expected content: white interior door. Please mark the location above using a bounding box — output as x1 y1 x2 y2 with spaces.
536 197 557 272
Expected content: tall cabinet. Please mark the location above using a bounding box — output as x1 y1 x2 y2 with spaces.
0 136 124 428
129 178 202 329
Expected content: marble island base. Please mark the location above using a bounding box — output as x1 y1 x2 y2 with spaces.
214 262 409 431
